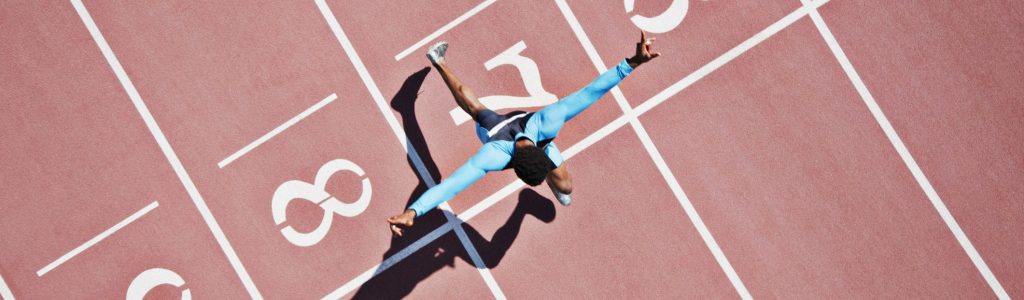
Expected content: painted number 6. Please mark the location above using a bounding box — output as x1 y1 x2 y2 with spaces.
272 159 371 247
126 268 190 300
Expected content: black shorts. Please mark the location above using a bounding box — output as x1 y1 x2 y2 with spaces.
474 109 532 143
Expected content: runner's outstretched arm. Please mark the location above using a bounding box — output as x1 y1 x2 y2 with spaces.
388 31 660 236
536 59 633 127
388 143 510 236
532 30 660 140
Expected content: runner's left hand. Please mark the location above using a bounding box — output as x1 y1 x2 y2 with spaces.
628 31 661 68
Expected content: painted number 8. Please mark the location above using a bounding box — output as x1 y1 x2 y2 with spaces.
272 159 371 247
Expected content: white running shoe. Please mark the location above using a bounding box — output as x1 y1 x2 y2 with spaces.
426 41 448 65
551 186 572 206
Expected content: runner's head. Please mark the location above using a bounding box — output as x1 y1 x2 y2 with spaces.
512 144 553 186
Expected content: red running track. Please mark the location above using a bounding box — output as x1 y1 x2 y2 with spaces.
1 0 1021 299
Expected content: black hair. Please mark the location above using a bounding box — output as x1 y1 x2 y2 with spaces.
512 144 553 186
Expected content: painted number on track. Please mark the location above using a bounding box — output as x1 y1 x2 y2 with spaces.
272 159 372 247
127 268 190 300
449 41 558 125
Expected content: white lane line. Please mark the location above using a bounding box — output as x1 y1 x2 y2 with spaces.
1 271 16 300
556 1 751 297
316 0 407 151
445 206 506 300
37 201 159 277
634 1 823 117
394 0 497 61
798 0 1009 298
316 1 506 298
70 1 263 298
624 103 757 299
219 93 338 168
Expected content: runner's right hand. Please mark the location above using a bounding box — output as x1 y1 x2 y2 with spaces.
387 209 416 237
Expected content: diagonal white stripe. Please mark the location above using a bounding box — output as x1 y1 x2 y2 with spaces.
486 113 528 137
0 272 12 300
38 202 159 277
219 93 338 168
394 0 497 61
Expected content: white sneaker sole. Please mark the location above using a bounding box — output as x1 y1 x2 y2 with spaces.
551 187 572 206
426 41 448 64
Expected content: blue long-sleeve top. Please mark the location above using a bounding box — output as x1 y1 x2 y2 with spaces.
408 59 634 216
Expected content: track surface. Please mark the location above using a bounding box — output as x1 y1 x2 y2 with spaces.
2 0 1022 299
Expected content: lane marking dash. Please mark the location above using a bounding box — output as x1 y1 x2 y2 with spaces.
38 201 159 277
394 0 497 61
0 270 16 300
218 93 338 168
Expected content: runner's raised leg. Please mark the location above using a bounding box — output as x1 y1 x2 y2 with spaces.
427 42 487 121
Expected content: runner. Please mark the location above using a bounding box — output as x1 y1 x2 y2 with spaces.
389 31 661 236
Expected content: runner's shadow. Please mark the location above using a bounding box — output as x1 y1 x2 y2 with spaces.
351 68 556 299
